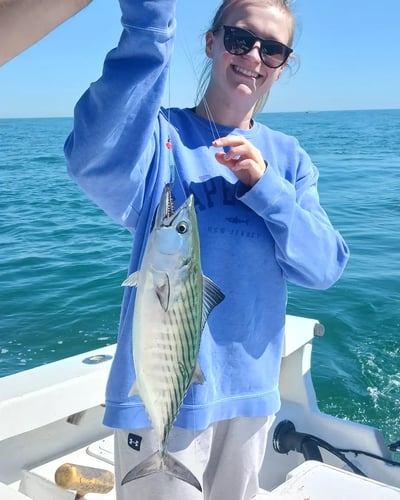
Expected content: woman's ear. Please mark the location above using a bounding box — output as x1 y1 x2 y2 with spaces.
205 31 214 58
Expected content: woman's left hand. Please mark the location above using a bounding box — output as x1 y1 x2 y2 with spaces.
212 135 267 187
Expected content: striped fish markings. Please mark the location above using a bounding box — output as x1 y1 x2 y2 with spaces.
121 184 224 491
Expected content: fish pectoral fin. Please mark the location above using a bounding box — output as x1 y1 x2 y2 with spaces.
191 363 206 385
153 271 170 311
201 275 225 330
122 271 139 287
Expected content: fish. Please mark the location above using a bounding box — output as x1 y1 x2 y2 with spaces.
121 184 225 491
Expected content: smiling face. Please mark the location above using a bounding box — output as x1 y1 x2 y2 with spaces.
204 0 293 124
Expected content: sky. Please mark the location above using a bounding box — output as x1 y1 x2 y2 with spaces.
1 0 399 118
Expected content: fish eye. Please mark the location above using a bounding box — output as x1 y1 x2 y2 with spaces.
176 221 188 234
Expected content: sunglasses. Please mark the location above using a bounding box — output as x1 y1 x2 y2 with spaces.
217 25 293 69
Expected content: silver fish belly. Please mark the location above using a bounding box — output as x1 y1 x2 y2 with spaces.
121 184 224 491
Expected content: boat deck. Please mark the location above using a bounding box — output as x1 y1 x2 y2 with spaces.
2 316 400 499
9 435 400 499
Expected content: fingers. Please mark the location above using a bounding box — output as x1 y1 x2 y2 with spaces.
212 136 250 149
212 135 267 187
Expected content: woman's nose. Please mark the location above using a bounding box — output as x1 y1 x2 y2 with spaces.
246 41 262 61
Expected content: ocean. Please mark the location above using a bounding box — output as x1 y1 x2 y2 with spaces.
1 109 399 446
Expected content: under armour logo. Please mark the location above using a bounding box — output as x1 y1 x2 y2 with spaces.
128 433 142 451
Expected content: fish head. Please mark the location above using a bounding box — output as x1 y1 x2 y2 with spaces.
151 185 200 262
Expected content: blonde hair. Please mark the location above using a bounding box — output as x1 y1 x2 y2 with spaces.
196 0 296 115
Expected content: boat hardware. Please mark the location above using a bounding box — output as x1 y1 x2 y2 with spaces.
82 354 113 364
272 420 323 462
55 463 114 499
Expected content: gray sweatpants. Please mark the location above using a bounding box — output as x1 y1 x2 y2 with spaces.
114 416 274 500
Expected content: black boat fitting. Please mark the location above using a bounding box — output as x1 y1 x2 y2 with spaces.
272 420 323 462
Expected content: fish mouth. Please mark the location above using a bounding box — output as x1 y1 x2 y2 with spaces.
164 185 175 218
155 184 194 229
154 184 175 228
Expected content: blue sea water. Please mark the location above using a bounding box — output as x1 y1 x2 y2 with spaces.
1 110 399 445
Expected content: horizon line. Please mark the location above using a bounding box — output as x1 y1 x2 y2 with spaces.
1 106 399 120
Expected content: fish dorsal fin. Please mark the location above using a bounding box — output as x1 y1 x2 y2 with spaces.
122 271 139 287
154 271 170 312
201 275 225 331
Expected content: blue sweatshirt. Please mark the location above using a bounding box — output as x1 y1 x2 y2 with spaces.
65 0 349 431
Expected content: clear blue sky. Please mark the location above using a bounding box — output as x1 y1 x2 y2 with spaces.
1 0 399 118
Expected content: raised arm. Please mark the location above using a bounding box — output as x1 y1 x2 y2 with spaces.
64 0 176 226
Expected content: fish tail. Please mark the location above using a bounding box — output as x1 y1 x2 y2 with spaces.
121 450 202 491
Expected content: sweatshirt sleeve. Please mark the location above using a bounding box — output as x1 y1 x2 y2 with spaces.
64 0 176 228
238 140 350 290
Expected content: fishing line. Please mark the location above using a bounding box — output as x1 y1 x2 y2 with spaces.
161 15 227 216
161 61 189 201
176 22 222 145
166 66 176 186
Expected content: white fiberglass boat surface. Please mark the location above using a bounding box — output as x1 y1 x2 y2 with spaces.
1 315 399 499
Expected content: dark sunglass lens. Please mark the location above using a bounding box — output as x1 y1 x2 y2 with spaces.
224 27 254 55
261 42 289 68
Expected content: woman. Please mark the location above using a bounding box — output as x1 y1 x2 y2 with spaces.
65 0 349 498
